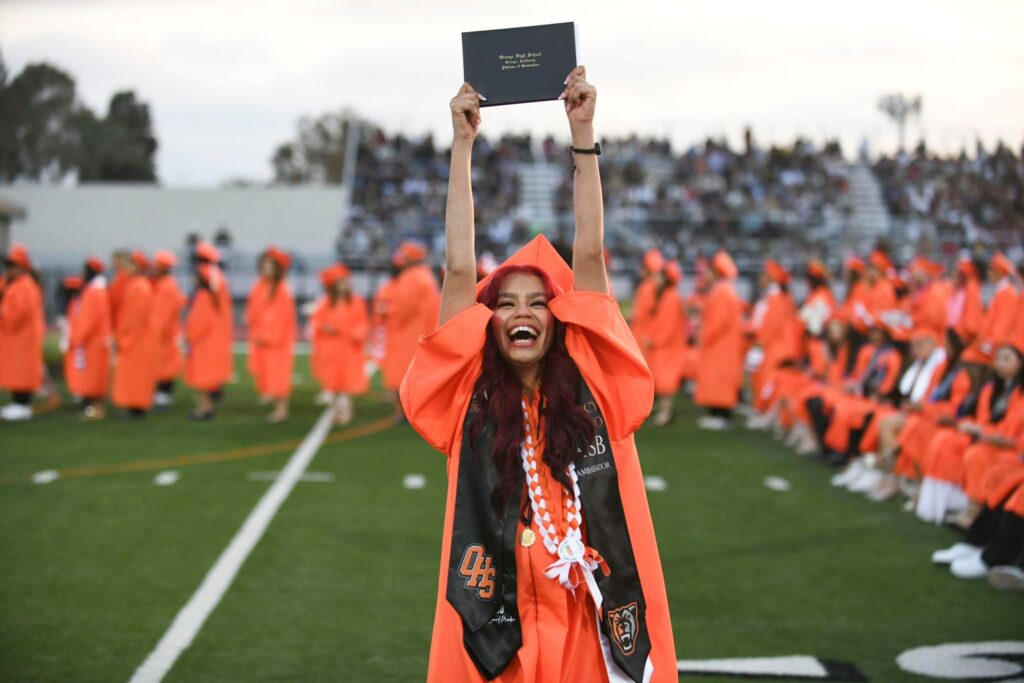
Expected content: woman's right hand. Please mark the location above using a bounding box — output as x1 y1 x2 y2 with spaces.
450 83 483 142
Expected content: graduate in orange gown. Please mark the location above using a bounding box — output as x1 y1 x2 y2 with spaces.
58 274 83 395
151 250 186 408
948 258 983 350
107 249 132 331
962 252 1019 368
66 256 112 419
310 263 369 425
184 264 226 420
400 72 675 683
842 255 870 335
196 241 235 399
382 240 440 394
112 251 157 417
246 246 296 423
748 259 799 418
695 250 744 430
0 244 45 421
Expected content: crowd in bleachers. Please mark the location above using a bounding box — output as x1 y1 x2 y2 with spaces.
874 142 1024 250
630 244 1024 591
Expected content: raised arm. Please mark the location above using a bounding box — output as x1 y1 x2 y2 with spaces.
562 66 608 294
439 83 483 325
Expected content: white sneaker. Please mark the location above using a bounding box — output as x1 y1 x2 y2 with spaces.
950 552 989 579
746 414 771 431
831 460 865 487
153 392 172 407
847 468 884 493
314 390 335 406
1 403 32 421
931 543 981 565
988 565 1024 591
697 416 728 431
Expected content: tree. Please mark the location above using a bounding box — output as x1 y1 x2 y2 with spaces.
0 54 82 181
271 111 353 184
77 90 158 181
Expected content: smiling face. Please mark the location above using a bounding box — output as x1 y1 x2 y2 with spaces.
489 272 555 372
994 346 1022 380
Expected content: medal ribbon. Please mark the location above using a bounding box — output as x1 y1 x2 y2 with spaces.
519 396 611 606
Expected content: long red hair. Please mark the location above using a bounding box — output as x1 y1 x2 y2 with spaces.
471 265 596 522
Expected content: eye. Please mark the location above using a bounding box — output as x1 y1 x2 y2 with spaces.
497 301 514 309
530 300 547 308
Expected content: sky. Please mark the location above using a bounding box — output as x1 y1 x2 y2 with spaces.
1 0 1022 186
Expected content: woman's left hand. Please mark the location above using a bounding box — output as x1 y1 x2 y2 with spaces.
560 66 596 133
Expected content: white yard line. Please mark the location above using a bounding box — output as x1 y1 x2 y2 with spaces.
128 408 334 683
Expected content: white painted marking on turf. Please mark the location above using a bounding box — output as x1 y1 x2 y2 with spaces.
154 471 179 487
897 641 1024 679
247 471 335 483
128 408 334 683
644 476 667 492
679 656 828 678
403 473 426 489
32 469 60 485
764 476 791 492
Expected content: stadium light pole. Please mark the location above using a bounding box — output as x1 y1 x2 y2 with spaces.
878 94 922 152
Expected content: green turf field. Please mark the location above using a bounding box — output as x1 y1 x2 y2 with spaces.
1 357 1021 682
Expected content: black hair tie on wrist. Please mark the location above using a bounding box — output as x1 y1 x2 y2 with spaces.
568 141 601 173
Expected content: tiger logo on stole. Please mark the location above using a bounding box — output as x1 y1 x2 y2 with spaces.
606 602 639 656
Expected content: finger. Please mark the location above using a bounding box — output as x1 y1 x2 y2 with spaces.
460 82 476 94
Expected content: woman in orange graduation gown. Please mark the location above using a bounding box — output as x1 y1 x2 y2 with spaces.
67 257 112 418
311 263 369 425
246 246 296 423
400 72 675 683
195 242 234 398
0 244 45 421
151 250 186 407
112 251 157 416
184 264 225 420
694 250 744 430
382 240 441 394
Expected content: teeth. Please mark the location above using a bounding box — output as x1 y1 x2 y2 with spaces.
509 325 538 339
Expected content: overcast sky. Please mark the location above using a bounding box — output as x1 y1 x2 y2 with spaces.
1 0 1022 186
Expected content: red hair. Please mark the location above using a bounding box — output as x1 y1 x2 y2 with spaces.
472 265 596 521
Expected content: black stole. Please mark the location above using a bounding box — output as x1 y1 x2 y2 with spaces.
445 376 652 681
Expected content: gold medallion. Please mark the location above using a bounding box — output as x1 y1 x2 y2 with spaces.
520 529 536 547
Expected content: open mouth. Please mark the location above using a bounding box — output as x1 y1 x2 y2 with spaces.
507 324 540 347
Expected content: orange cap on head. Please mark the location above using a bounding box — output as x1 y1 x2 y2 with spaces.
392 240 427 268
926 259 945 278
807 259 828 280
153 250 177 269
764 259 790 285
711 251 738 279
85 256 105 273
991 252 1015 278
956 258 978 280
868 250 892 272
131 250 149 271
319 264 349 287
196 241 221 263
5 243 31 269
643 249 665 274
845 255 866 274
997 334 1024 357
265 246 291 271
911 325 943 344
62 275 84 291
908 257 930 276
475 234 573 298
665 260 683 286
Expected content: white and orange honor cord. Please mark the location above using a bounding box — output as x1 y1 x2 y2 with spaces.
520 398 610 606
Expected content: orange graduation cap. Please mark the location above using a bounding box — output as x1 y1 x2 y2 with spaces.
62 275 84 291
868 250 892 272
711 250 738 279
131 250 149 271
845 255 866 274
991 251 1015 278
956 258 978 280
319 263 348 287
265 246 291 271
643 249 665 274
664 260 683 286
475 234 574 297
807 258 828 280
5 243 31 269
392 240 428 268
195 241 221 263
85 256 105 273
764 259 790 285
154 250 177 269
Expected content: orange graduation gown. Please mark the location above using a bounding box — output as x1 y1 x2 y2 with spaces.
401 291 676 683
247 281 296 399
311 294 370 394
112 275 157 409
152 274 186 382
185 289 225 392
66 278 111 398
695 279 744 410
0 273 45 393
382 264 440 391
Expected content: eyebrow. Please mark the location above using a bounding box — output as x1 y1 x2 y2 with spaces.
496 292 547 299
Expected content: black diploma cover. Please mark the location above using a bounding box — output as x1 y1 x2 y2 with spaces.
461 22 577 107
